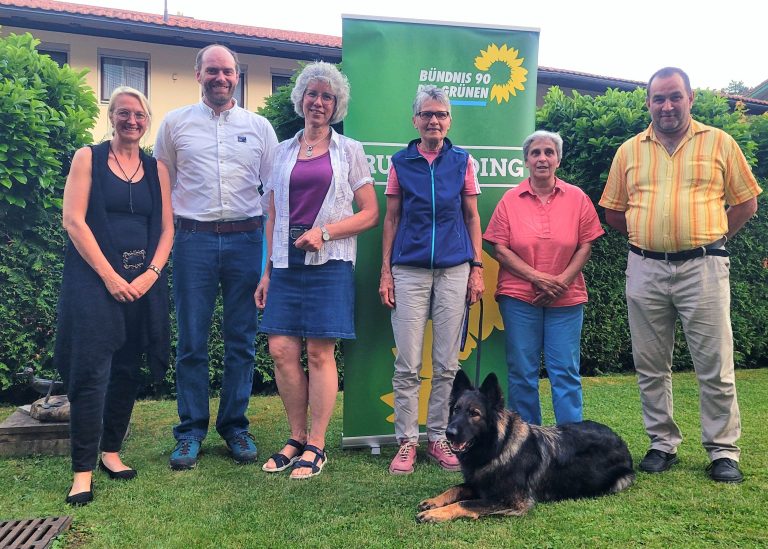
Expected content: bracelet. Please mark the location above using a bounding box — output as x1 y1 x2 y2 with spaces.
147 264 162 277
469 261 483 268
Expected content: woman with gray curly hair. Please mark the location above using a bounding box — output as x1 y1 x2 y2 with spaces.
256 61 379 478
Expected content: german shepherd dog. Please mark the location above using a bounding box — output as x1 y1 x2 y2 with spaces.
417 371 635 522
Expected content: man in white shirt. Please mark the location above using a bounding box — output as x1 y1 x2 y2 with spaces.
155 44 278 470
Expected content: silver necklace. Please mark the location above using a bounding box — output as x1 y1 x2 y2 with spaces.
302 130 329 157
109 144 142 214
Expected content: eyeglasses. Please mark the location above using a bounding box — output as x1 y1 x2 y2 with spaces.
417 111 450 121
115 110 148 122
305 90 337 104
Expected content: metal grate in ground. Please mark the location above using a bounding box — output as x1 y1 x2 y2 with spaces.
0 516 72 549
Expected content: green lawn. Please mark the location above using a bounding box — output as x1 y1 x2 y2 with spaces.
2 369 767 548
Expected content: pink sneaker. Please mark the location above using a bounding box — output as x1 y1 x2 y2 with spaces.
428 439 460 471
389 442 417 475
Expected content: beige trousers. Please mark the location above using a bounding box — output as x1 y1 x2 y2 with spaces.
626 251 741 461
390 263 469 443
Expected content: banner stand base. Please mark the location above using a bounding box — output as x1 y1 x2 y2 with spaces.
341 432 429 453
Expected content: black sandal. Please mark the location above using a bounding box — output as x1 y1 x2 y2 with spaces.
262 438 305 473
290 444 327 479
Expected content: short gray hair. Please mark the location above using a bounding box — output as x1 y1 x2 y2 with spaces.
290 62 350 125
522 130 563 161
413 85 451 115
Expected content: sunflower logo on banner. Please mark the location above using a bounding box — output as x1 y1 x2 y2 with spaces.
474 44 528 104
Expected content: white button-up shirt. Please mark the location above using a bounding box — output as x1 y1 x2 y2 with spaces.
154 101 278 221
262 128 374 267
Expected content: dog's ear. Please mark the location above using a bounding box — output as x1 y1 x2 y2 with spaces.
450 369 472 408
479 373 504 409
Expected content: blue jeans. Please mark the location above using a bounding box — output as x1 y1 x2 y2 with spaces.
172 228 262 442
498 296 584 425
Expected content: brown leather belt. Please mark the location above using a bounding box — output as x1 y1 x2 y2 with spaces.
629 238 728 261
176 217 262 233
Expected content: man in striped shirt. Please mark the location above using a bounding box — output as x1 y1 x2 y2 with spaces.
600 67 762 484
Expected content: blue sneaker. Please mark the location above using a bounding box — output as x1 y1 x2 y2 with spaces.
170 439 201 470
226 432 258 464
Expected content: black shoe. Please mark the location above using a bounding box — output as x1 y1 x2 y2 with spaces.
66 482 94 506
99 459 138 481
639 449 679 473
706 458 743 483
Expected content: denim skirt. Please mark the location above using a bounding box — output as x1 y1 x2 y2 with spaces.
261 247 356 339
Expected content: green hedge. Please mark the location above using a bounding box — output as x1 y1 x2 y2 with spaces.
538 86 768 373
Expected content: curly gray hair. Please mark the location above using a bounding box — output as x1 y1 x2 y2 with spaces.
291 62 350 125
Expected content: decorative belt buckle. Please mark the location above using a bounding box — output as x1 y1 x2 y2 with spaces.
122 249 146 270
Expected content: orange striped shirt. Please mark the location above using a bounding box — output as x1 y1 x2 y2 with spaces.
600 120 762 251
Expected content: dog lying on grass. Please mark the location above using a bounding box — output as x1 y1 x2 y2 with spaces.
417 371 635 522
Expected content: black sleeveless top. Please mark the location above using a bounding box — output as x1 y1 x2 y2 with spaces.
103 169 152 280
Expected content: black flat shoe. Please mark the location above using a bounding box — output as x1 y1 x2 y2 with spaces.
99 459 138 481
66 482 93 506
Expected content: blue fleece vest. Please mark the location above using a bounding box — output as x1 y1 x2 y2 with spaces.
390 138 474 269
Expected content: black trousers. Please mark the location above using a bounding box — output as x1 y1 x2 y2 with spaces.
67 299 144 472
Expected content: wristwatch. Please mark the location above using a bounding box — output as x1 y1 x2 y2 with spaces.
321 226 331 242
469 260 483 268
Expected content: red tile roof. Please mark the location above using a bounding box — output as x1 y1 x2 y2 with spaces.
0 0 342 47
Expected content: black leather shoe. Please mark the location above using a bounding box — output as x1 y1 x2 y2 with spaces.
706 458 743 483
99 459 138 481
66 482 94 506
639 449 679 473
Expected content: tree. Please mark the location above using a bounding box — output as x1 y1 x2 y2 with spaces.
0 32 97 229
0 31 98 391
722 80 750 96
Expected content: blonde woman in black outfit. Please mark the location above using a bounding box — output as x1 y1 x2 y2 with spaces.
55 86 173 505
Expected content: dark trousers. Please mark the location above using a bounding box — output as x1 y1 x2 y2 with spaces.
67 300 144 472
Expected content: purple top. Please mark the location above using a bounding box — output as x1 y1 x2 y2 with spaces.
289 152 333 226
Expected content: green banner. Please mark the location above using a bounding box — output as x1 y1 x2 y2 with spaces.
342 16 539 448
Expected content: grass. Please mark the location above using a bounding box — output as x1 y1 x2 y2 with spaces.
1 369 767 548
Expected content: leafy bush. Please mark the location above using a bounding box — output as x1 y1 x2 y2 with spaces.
0 32 96 392
0 217 64 390
0 32 97 229
538 86 768 373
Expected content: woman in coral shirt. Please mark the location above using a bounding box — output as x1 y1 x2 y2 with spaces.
483 130 603 425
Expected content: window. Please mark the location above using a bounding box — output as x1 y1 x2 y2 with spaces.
38 43 69 67
272 73 292 94
39 49 68 67
100 52 149 102
234 69 247 107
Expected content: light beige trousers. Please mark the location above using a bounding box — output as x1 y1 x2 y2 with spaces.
391 263 469 443
626 251 741 461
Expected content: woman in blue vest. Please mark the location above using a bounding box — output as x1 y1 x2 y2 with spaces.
379 85 484 475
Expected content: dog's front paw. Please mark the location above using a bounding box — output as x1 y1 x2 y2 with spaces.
418 498 438 511
416 509 445 523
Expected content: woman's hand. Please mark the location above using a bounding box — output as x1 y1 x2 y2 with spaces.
294 228 324 252
466 268 484 304
255 274 270 309
379 270 396 309
104 272 142 303
532 272 569 299
128 271 158 299
531 272 571 306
